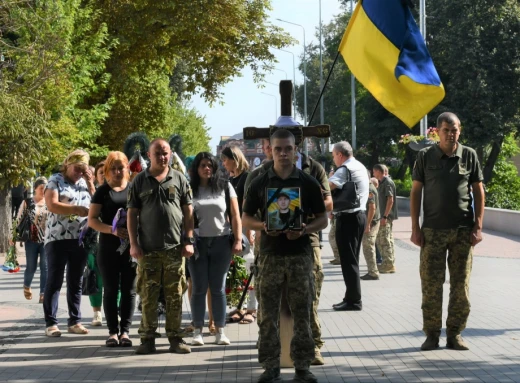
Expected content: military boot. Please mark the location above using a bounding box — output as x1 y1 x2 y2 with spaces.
294 369 318 383
169 336 191 354
135 338 156 354
446 334 469 351
378 263 396 274
257 368 281 383
311 348 325 365
420 333 440 351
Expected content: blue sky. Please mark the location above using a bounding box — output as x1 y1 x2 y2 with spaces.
190 0 345 153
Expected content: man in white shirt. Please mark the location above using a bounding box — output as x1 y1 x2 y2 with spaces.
328 141 369 311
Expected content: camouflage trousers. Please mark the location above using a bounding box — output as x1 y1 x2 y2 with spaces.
420 227 473 336
376 219 395 266
311 247 324 349
257 252 315 370
362 221 380 277
137 248 186 339
328 216 340 260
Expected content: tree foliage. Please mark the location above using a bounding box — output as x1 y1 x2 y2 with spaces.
427 0 520 183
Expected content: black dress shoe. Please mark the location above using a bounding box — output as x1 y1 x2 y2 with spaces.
332 301 346 308
333 302 362 311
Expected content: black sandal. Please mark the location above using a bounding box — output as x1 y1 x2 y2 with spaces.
106 337 119 347
119 335 132 347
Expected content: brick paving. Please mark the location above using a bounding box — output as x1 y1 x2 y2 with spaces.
0 215 519 383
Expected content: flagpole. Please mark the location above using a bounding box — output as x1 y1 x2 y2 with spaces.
419 0 427 136
350 0 357 150
308 51 340 126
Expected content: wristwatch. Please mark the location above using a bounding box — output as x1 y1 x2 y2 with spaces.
382 216 388 219
184 236 195 245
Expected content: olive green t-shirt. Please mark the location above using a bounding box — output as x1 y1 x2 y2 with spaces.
367 183 380 224
127 167 192 252
412 143 483 230
378 176 398 220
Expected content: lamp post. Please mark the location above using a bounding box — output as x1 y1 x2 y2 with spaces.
273 68 288 79
350 0 357 149
276 18 308 155
261 92 278 120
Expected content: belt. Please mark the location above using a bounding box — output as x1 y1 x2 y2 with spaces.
335 210 365 217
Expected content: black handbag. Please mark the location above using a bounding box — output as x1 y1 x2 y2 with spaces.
332 165 361 212
15 200 34 242
82 266 99 296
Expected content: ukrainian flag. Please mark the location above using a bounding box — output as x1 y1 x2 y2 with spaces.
339 0 445 128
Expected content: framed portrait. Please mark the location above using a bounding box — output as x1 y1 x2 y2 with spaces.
266 187 303 231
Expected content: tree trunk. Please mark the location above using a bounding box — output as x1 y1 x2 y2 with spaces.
483 139 503 184
369 141 379 169
396 153 409 180
0 188 12 253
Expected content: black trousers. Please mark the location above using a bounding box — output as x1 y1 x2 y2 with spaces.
44 239 88 327
335 211 366 308
97 234 137 335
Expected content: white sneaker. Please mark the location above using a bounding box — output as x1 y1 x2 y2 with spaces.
215 328 230 345
91 311 102 326
191 328 204 346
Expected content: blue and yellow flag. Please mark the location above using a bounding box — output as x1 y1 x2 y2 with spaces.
339 0 445 128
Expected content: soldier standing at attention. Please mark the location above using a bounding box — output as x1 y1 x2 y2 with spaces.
243 129 327 383
411 112 485 351
127 138 195 355
361 176 380 280
373 163 398 274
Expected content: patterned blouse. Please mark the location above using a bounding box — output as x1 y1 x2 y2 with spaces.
44 173 91 245
17 199 49 243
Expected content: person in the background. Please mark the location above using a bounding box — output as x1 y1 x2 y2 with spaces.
18 177 49 303
87 161 108 327
361 176 380 281
43 149 95 337
221 145 257 324
88 152 136 347
11 183 26 221
328 169 341 266
189 152 241 346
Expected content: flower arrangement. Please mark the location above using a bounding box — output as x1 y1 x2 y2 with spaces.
225 255 251 308
2 223 20 273
399 127 440 145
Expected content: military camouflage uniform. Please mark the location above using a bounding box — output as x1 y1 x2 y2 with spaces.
376 176 397 268
328 215 340 261
420 228 473 336
413 143 483 338
310 247 324 350
362 183 380 277
137 248 186 339
257 252 315 369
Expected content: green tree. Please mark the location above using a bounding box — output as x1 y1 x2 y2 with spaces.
92 0 293 149
485 134 520 210
427 0 520 183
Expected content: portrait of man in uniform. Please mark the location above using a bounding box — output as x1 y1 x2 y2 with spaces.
266 188 301 231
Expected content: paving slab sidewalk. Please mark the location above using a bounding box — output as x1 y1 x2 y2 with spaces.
0 221 519 383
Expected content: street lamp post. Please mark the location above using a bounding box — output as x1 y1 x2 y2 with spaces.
319 0 325 152
276 18 308 155
350 0 357 150
261 92 278 120
273 68 288 79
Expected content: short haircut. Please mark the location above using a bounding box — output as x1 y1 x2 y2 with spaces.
149 138 169 151
221 145 249 173
270 128 295 143
437 112 460 127
333 141 353 157
370 177 379 188
381 164 388 175
373 164 385 173
104 151 130 182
